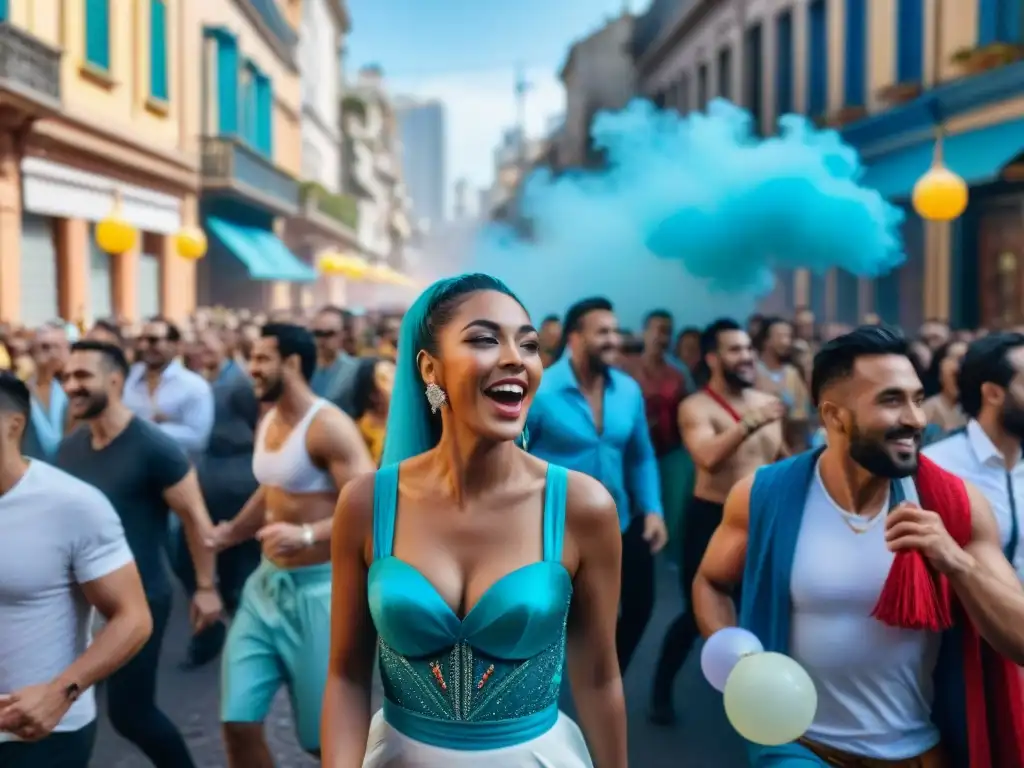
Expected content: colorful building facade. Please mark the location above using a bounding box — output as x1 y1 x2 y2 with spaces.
194 0 318 312
636 0 1024 330
0 0 199 325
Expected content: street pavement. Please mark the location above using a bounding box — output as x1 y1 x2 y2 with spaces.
92 561 749 767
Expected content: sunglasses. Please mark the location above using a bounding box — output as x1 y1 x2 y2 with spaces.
139 335 168 345
312 330 338 338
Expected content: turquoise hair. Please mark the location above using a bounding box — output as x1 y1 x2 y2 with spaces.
380 273 529 467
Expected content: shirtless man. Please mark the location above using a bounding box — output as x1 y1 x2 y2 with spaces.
649 317 785 724
212 323 375 767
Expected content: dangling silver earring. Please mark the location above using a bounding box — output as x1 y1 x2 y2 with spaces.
425 382 448 414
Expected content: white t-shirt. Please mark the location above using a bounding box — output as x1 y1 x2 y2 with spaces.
0 460 134 734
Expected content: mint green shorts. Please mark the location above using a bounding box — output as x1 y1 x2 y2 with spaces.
220 559 332 751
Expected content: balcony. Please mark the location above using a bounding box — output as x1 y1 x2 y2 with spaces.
233 0 297 65
295 181 360 243
0 22 62 115
200 136 300 216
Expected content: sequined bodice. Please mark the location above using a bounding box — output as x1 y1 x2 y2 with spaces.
369 463 572 744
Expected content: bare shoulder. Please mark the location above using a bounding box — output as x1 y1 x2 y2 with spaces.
564 469 619 536
309 402 362 447
334 470 377 559
723 472 755 525
679 392 711 418
962 478 1001 544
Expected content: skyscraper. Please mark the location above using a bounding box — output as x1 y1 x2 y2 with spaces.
395 98 447 227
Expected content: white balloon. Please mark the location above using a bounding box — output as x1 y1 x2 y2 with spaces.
723 652 818 746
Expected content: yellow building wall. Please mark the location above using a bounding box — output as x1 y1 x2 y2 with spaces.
196 0 302 176
49 0 190 157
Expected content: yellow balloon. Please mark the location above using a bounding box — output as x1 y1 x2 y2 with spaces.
95 214 137 255
912 165 968 222
175 227 208 260
723 652 817 746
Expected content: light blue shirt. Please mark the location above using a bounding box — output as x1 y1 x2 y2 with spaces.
527 355 662 532
122 360 214 455
29 381 67 458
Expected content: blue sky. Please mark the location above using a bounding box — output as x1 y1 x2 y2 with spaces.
344 0 644 209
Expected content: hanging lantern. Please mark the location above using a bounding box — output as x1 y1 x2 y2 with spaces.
174 226 208 260
95 191 138 254
911 135 968 222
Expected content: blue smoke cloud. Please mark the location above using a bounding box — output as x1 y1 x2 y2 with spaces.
468 98 905 331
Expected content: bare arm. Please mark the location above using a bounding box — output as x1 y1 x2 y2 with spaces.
679 397 750 474
307 408 376 544
56 564 153 693
946 482 1024 664
163 469 217 590
220 487 268 548
692 474 752 637
565 472 627 768
321 474 377 767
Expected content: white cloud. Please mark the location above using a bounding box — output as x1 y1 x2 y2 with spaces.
388 66 565 211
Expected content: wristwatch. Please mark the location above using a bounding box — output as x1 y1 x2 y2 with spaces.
301 524 315 547
63 682 81 703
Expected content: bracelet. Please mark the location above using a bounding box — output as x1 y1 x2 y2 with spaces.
301 524 315 547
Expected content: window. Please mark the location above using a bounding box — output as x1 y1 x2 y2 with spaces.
255 74 273 156
241 63 258 146
697 63 708 108
717 46 733 101
149 0 169 102
85 0 111 71
896 0 924 83
678 73 691 113
744 24 763 130
205 29 239 134
844 0 866 106
775 10 793 117
200 35 217 134
979 0 1023 44
807 0 827 116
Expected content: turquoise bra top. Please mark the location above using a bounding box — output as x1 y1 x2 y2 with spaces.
368 463 572 750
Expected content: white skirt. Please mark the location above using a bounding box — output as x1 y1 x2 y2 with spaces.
362 708 594 768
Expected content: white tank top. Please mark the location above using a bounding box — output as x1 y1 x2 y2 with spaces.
789 460 941 760
252 399 335 493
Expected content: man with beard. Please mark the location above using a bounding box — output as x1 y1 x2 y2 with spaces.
528 297 668 676
211 323 373 766
695 325 1024 767
648 318 785 725
924 333 1024 581
755 317 812 451
122 317 213 457
56 341 222 768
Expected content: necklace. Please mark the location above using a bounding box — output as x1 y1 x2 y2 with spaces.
835 505 886 535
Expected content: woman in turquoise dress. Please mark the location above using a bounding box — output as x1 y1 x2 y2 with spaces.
322 274 627 767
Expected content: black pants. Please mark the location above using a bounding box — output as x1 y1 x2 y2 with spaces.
652 497 739 707
105 593 196 768
169 507 260 661
616 515 656 675
0 721 96 768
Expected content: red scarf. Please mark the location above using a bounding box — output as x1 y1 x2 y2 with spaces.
872 454 1024 767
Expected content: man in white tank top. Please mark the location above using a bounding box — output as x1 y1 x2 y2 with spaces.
211 324 375 768
693 326 1024 767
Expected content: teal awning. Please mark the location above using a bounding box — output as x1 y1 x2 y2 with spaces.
860 118 1024 199
207 216 317 283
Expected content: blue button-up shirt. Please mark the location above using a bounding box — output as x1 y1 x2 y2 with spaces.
122 360 214 455
527 355 662 531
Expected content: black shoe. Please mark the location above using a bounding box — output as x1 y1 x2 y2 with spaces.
179 622 226 669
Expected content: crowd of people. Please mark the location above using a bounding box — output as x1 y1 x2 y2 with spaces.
3 280 1024 768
